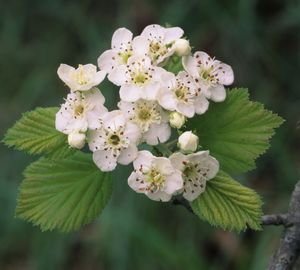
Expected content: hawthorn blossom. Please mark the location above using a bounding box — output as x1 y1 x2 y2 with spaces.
98 28 150 73
140 24 184 65
169 151 219 201
108 55 166 102
118 99 171 145
183 51 234 102
158 71 209 117
169 112 186 129
55 88 107 137
57 64 106 92
88 110 141 172
128 151 183 201
178 131 199 153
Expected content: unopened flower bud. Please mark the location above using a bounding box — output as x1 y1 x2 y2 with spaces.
178 131 198 152
68 131 86 149
174 39 191 56
169 112 186 129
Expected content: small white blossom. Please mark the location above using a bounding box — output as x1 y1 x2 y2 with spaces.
158 71 209 117
128 150 183 202
169 151 219 201
108 55 166 102
174 39 191 56
178 131 198 153
56 88 107 136
88 110 141 172
141 24 184 65
183 51 234 102
118 99 171 145
68 131 86 149
169 112 186 129
98 28 149 74
57 64 106 92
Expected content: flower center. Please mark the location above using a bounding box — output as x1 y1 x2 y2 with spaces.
200 67 216 85
119 51 133 64
138 108 151 121
149 41 168 61
183 164 197 179
109 134 120 146
145 168 165 192
74 104 85 116
134 73 147 84
74 65 89 85
175 86 188 100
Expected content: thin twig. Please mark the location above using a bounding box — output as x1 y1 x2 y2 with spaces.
262 214 292 227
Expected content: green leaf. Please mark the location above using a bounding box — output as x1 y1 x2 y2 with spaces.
16 152 112 232
3 107 75 159
191 171 263 231
186 88 284 174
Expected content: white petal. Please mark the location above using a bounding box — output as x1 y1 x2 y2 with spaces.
107 65 128 86
93 150 118 172
143 123 171 145
158 90 177 111
152 157 174 175
193 51 211 68
146 190 172 202
177 103 195 118
214 63 234 85
141 24 165 39
182 56 199 77
57 64 76 89
84 87 105 105
119 85 141 102
93 70 106 85
183 182 206 201
133 150 154 171
164 171 183 194
209 85 226 102
169 152 187 172
102 110 126 131
111 28 133 49
194 94 209 115
87 130 106 151
143 82 161 100
164 27 184 43
97 50 119 73
128 172 147 193
132 36 149 56
124 122 141 144
118 144 138 165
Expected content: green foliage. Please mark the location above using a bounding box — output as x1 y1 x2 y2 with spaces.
3 107 75 159
186 88 284 174
16 152 112 232
164 55 184 74
191 171 263 232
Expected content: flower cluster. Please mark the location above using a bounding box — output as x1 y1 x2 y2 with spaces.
56 24 234 202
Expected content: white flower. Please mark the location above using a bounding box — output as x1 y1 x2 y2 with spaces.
158 71 209 117
87 110 141 172
178 131 198 153
108 55 166 102
128 151 183 202
98 28 149 74
141 24 184 65
57 64 106 92
56 88 107 135
118 99 171 145
174 39 191 56
169 151 219 201
169 112 186 129
68 131 86 149
183 51 234 102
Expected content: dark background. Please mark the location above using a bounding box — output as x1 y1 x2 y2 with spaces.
1 0 300 269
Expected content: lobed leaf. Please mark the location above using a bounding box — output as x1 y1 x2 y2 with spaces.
186 88 284 174
191 171 263 231
16 152 112 232
3 107 75 159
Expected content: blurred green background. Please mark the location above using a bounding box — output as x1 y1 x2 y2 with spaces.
1 0 300 269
